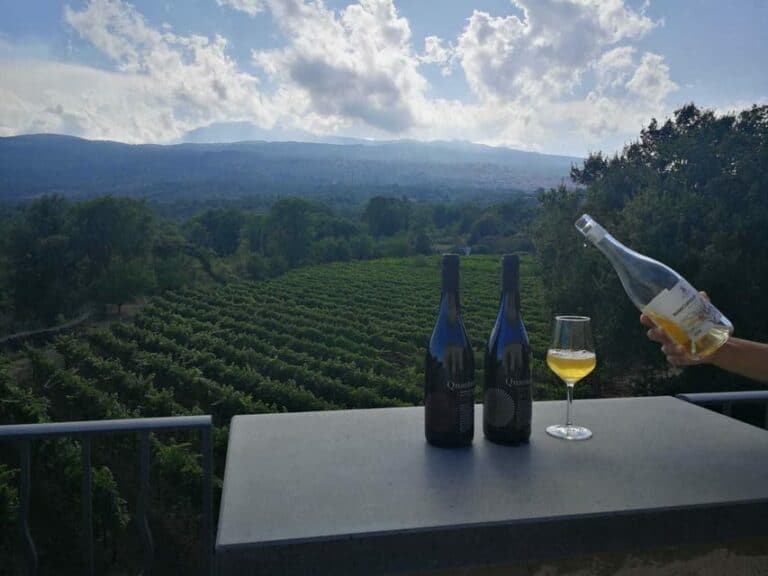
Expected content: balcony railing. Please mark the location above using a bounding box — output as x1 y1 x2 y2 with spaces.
676 390 768 429
0 415 213 576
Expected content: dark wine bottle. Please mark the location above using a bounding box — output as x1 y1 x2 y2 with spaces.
425 254 475 447
483 254 532 445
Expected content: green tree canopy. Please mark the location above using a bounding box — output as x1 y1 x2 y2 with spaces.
362 196 412 238
535 103 768 394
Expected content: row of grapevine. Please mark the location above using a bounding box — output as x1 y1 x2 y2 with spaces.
1 254 561 574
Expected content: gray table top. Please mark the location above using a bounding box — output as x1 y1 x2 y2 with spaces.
216 396 768 574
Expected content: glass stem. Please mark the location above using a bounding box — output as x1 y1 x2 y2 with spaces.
566 383 574 427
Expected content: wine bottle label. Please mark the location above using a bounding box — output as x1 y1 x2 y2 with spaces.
427 380 474 435
457 388 474 434
446 380 474 392
643 280 719 342
484 378 531 428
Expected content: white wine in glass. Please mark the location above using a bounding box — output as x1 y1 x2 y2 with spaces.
546 316 595 441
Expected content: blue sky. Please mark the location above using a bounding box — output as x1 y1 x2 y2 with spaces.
0 0 765 156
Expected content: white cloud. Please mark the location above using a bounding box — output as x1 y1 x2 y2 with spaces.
419 36 453 76
595 46 636 90
441 0 678 153
625 51 677 105
216 0 265 17
456 0 658 102
4 0 275 142
253 0 426 133
0 0 681 155
0 59 173 141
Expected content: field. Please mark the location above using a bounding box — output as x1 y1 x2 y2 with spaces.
3 254 568 440
0 254 564 572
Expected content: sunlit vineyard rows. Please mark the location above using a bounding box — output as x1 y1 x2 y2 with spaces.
0 254 560 572
118 253 557 417
3 254 561 430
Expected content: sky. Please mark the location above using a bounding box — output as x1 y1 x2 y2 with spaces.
0 0 765 156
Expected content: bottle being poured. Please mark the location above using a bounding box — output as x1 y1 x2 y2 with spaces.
575 214 733 360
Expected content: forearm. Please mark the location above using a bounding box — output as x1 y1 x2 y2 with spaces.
707 337 768 383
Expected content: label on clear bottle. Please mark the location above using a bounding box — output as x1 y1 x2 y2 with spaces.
643 280 719 341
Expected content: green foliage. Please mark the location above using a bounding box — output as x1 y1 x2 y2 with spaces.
72 196 154 281
262 198 315 265
1 255 555 573
1 187 542 331
362 196 412 237
1 195 161 328
535 103 768 395
6 198 75 321
92 258 156 313
187 208 245 257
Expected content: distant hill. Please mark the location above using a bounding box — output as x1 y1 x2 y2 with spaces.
0 134 579 203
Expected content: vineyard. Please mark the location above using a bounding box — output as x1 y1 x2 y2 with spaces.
0 254 563 573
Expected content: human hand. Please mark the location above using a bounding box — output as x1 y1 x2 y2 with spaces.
640 314 703 366
640 292 713 366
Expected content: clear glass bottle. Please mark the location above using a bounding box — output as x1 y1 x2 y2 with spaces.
575 214 733 359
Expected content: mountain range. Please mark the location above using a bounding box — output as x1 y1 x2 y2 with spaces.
0 134 580 204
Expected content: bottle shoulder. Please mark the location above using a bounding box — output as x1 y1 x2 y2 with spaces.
430 314 473 355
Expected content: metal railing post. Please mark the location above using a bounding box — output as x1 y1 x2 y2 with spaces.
19 439 37 576
138 431 154 575
201 426 214 576
0 415 214 575
81 435 94 576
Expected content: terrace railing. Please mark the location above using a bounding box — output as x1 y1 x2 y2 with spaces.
0 415 214 576
677 390 768 429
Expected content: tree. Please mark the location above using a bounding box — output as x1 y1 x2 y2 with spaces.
92 259 155 315
263 198 314 266
243 214 267 253
410 230 432 255
188 208 245 257
8 228 73 322
71 196 154 281
6 196 76 322
469 214 502 243
362 196 412 237
534 103 768 394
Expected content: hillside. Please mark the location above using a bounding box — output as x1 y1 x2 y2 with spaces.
1 254 563 571
0 135 579 203
5 254 557 420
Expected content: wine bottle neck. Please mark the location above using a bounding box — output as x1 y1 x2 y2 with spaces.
593 231 648 284
501 255 520 318
501 291 520 319
578 214 634 275
594 233 628 267
440 291 461 313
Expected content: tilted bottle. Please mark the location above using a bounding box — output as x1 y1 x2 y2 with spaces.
484 255 532 444
425 254 475 447
575 214 733 359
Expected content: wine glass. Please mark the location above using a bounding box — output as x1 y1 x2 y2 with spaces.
545 315 596 441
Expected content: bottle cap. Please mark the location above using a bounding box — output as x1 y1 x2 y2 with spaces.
575 214 607 243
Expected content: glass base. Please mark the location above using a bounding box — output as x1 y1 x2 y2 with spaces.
546 424 592 441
